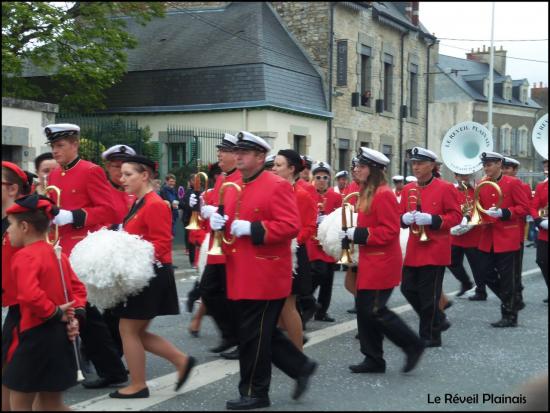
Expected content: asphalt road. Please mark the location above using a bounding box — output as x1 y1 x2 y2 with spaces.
5 245 548 411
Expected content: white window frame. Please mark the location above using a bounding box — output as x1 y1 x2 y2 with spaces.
500 125 512 155
518 127 529 156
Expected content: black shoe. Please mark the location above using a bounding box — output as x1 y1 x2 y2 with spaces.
109 387 149 398
490 317 517 328
209 339 238 353
301 302 322 324
226 396 271 410
175 356 196 391
355 333 359 340
517 301 526 311
423 338 442 348
347 307 357 314
303 335 310 345
188 329 200 338
349 361 385 373
82 375 128 389
440 318 451 332
443 300 453 310
469 293 487 301
402 343 425 373
314 313 335 322
293 360 318 400
544 298 548 303
220 348 239 360
456 282 474 297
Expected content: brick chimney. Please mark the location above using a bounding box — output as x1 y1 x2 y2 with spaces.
411 2 419 26
403 2 419 26
531 82 548 108
466 45 507 76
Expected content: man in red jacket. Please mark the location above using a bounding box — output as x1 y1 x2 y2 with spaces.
210 131 317 411
531 158 548 303
476 152 530 327
399 147 462 347
45 123 128 388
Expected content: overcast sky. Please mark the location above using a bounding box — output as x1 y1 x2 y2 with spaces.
419 2 548 87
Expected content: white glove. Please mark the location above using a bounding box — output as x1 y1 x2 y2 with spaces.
460 216 469 226
189 193 198 208
541 219 548 230
210 213 228 231
317 214 326 225
230 220 252 237
201 205 217 220
414 212 433 226
53 209 74 226
402 211 416 226
486 207 503 218
338 228 356 241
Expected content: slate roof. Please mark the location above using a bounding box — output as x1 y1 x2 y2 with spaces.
372 2 435 38
24 2 330 118
436 55 541 109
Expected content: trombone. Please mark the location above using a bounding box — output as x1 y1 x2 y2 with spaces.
208 182 242 255
470 180 503 225
407 187 429 242
337 191 359 265
185 163 209 230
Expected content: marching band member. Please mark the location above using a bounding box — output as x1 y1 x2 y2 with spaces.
476 152 530 327
109 154 195 398
33 153 58 196
531 158 548 303
44 123 128 388
296 155 317 200
399 147 462 347
391 175 405 203
210 132 317 410
3 193 87 411
502 157 532 309
264 154 276 171
189 134 241 357
273 149 317 351
341 147 425 374
333 170 350 195
305 162 342 323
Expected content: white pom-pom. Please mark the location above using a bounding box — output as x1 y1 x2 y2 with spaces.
70 228 156 310
197 233 210 278
400 228 409 260
317 207 358 264
291 238 298 271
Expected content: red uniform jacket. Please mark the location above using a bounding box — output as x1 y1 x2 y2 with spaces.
355 185 403 290
123 191 173 264
294 185 317 245
342 181 360 207
205 169 242 265
306 188 342 263
295 178 317 201
223 171 300 300
2 224 21 307
11 240 87 333
516 180 532 243
531 179 548 242
400 178 462 267
451 185 482 248
48 158 116 254
477 175 530 253
109 181 135 225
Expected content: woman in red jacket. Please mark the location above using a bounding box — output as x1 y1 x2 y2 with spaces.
109 155 195 399
272 149 316 350
339 147 424 374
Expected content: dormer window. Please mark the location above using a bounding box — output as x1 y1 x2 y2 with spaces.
503 78 512 100
520 82 529 104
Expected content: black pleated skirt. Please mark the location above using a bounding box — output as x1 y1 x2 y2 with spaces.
292 244 313 296
1 305 20 366
2 318 77 392
111 264 180 320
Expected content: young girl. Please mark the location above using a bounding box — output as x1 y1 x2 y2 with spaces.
110 155 195 398
2 193 87 410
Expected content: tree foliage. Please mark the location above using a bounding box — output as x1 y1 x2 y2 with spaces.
2 2 164 112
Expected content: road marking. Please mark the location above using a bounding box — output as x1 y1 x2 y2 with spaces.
70 267 541 411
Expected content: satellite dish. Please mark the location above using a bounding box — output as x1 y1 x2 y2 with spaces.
441 121 493 174
532 114 548 159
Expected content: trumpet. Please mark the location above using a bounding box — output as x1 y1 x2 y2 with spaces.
337 192 359 265
470 180 503 225
407 187 429 242
208 182 242 255
185 166 209 230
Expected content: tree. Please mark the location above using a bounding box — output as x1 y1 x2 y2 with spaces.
2 2 164 112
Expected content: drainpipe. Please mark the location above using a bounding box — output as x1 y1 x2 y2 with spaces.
327 2 335 163
399 30 408 175
425 39 436 148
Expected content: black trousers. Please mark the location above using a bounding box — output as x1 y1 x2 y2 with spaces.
401 266 445 341
513 242 525 296
536 240 548 288
200 264 238 342
477 249 518 318
102 308 123 358
310 260 335 316
356 289 423 368
447 245 475 287
79 303 127 379
233 298 310 398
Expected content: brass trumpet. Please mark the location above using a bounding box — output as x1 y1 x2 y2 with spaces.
407 187 429 242
470 180 503 225
44 183 61 245
185 169 209 230
337 191 360 265
207 182 242 255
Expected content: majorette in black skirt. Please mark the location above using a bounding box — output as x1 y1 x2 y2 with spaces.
1 305 20 367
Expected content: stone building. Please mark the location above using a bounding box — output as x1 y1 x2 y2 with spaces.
429 47 543 186
272 1 438 176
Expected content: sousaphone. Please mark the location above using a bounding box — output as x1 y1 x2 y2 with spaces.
441 121 493 174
